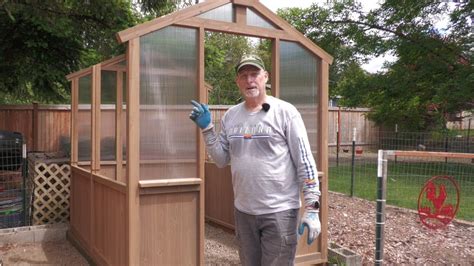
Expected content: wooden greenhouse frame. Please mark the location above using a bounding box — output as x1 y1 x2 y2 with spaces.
66 0 333 265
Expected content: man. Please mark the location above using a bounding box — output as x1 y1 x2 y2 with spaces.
190 54 320 265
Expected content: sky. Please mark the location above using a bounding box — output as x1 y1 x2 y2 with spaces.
259 0 396 73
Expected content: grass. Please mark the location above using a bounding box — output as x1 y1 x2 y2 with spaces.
329 161 474 221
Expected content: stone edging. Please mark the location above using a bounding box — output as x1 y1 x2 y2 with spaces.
0 223 68 245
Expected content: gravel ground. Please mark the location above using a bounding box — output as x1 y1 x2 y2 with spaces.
0 241 89 265
328 191 474 265
1 192 472 265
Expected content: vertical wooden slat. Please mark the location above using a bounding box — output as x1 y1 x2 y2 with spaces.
71 79 79 165
32 102 39 151
197 26 206 266
271 38 280 97
126 37 140 266
318 60 329 261
116 71 124 182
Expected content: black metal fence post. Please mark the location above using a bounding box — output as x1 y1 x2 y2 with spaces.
21 143 27 226
375 150 387 266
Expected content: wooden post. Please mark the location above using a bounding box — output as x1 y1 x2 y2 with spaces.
318 60 329 262
271 39 280 98
91 64 101 172
235 5 246 26
198 26 206 266
126 37 140 266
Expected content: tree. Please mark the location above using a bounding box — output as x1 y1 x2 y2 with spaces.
0 0 141 103
278 0 473 130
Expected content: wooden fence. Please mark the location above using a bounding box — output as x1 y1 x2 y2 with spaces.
0 104 71 152
0 104 379 153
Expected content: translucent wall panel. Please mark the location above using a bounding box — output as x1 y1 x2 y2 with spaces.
100 70 116 162
139 26 198 180
247 8 276 29
198 3 234 22
78 75 92 162
279 41 319 153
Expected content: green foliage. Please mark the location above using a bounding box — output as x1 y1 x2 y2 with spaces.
0 0 140 103
135 0 193 17
278 0 473 131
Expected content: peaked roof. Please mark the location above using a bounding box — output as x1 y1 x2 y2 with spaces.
116 0 333 64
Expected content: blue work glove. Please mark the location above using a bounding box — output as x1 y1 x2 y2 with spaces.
298 210 321 245
189 100 211 129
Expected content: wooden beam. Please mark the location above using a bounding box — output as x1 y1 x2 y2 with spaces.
66 67 92 81
101 54 126 68
392 150 474 159
139 178 201 188
116 0 229 43
176 17 298 41
126 37 140 266
66 55 125 80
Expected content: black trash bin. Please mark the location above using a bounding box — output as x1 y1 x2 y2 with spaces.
0 131 23 171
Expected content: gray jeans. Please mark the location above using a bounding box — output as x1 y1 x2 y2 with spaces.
234 208 299 266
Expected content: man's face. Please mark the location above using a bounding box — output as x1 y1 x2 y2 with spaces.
235 65 268 100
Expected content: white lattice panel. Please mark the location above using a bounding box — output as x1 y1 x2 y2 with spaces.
30 162 70 225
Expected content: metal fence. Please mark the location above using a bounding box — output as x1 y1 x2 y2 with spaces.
379 131 474 153
329 131 474 222
0 134 32 229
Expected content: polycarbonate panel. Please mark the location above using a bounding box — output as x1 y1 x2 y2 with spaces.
100 71 116 161
198 3 234 22
279 41 319 153
139 26 198 180
78 75 92 161
247 8 276 29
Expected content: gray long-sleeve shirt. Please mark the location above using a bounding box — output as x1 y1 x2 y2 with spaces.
203 96 320 215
